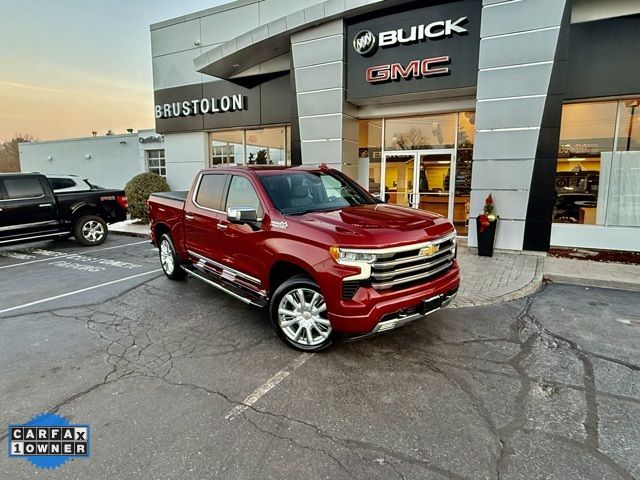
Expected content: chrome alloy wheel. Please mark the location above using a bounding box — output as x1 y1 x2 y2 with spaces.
82 220 104 243
160 238 175 275
278 288 331 347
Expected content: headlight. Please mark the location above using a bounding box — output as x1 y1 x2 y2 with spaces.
329 247 376 264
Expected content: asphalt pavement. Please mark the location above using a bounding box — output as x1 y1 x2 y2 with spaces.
0 235 638 479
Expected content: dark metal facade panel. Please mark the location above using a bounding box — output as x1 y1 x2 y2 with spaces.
345 0 482 103
154 74 292 134
565 14 640 101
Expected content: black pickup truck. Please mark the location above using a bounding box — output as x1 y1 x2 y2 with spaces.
0 173 128 246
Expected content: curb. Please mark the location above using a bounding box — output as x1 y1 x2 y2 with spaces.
542 274 640 293
109 229 151 239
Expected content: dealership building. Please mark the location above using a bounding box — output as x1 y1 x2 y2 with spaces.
151 0 640 252
19 130 165 190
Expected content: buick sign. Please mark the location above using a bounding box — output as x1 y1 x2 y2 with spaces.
353 30 376 55
353 17 469 56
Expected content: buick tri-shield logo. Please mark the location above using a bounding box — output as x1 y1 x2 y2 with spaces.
353 30 376 55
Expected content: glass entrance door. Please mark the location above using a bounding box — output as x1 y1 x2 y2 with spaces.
416 152 455 219
382 150 456 222
381 152 416 207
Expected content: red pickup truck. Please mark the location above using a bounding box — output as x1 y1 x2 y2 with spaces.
148 165 459 351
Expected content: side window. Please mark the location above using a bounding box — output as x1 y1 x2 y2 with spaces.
225 176 263 217
50 178 77 190
4 178 46 200
195 174 226 211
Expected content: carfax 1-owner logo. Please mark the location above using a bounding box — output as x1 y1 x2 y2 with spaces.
8 412 90 470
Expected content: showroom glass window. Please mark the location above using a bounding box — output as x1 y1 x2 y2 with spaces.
357 119 383 196
147 149 166 177
246 126 289 166
211 130 242 166
209 126 290 167
555 99 640 227
384 113 457 150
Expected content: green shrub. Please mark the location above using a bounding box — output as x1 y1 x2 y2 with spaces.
124 173 170 222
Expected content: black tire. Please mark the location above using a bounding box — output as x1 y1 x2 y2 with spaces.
159 234 186 280
269 275 334 352
73 215 108 246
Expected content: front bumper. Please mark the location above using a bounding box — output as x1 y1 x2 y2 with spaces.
326 261 460 334
370 288 457 334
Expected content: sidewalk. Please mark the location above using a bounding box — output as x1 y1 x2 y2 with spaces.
544 256 640 292
109 219 150 238
452 239 544 307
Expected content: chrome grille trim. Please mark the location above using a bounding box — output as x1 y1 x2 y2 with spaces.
371 253 454 280
371 261 453 290
368 233 456 290
373 244 454 269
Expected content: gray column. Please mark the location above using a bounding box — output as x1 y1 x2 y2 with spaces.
470 0 572 250
290 19 358 171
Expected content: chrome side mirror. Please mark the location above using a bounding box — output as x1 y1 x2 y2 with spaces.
227 206 258 224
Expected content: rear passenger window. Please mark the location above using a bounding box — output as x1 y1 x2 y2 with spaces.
195 174 226 211
49 178 77 190
225 176 263 217
4 178 46 199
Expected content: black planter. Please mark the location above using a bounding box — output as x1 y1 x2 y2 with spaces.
476 216 498 257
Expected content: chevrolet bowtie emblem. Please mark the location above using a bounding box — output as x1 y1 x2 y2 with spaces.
419 244 439 256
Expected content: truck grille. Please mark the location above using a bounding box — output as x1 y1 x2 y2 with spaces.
370 234 455 290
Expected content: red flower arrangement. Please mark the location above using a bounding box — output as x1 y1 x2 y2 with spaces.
478 194 498 233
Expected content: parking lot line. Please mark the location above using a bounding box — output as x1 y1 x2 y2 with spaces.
225 353 314 420
0 240 150 271
0 269 162 315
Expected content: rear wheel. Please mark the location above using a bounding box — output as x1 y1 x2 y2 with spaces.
74 215 107 246
159 234 185 280
269 275 334 351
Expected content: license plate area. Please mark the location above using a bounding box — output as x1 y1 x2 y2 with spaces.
421 295 442 315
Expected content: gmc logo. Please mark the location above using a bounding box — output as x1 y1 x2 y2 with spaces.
365 56 450 83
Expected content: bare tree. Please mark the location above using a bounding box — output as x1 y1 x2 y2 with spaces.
389 128 428 150
0 134 35 172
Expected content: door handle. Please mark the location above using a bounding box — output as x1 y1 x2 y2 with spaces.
39 203 52 207
217 223 228 231
185 214 195 220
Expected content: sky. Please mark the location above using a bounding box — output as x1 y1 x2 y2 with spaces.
0 0 228 142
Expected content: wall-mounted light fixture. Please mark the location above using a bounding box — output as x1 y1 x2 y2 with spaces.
85 154 91 159
47 155 53 161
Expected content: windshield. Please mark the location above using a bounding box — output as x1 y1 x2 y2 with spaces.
259 171 377 215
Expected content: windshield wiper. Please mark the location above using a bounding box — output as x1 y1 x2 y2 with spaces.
285 208 319 216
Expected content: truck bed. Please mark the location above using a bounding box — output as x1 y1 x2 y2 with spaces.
148 191 188 246
151 191 188 202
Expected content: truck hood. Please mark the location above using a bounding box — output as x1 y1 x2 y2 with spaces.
288 204 454 248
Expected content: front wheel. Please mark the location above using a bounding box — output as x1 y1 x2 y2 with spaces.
269 275 334 352
74 215 108 246
159 234 185 280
